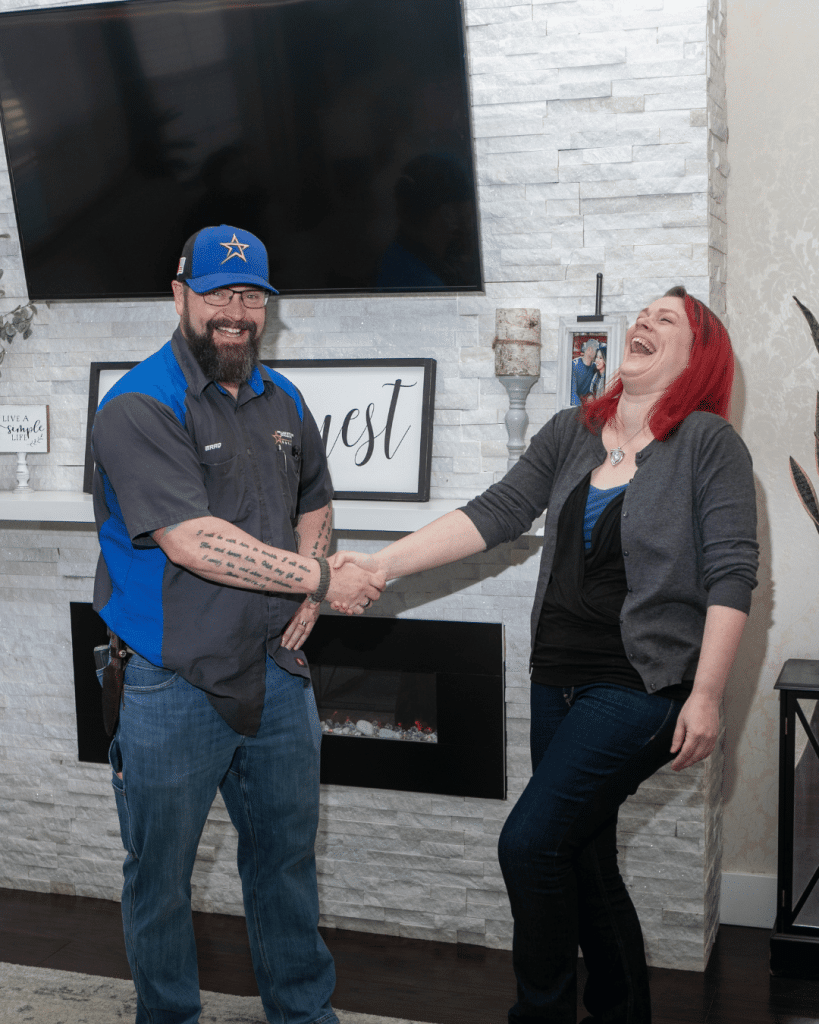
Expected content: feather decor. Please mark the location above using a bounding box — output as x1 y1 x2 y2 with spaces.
794 295 819 357
790 297 819 532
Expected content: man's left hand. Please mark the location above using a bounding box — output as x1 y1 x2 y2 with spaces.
281 598 321 650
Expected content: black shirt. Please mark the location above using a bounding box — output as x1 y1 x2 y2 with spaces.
532 473 693 701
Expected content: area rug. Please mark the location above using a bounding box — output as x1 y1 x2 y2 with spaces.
0 962 422 1024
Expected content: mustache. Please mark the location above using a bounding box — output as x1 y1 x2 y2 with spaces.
210 319 257 337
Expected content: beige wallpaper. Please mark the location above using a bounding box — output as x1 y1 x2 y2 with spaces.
725 0 819 874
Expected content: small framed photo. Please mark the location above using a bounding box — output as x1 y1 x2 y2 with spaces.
556 316 627 411
83 358 437 502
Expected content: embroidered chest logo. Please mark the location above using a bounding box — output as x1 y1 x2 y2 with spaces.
272 430 294 448
204 442 222 451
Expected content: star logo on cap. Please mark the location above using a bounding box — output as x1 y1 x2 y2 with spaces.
220 233 250 264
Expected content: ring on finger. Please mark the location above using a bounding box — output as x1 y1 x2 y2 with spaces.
299 620 308 627
362 598 371 609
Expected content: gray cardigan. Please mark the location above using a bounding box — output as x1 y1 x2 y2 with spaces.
461 409 759 694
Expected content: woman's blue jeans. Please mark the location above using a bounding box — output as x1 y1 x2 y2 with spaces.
498 682 683 1024
106 653 338 1024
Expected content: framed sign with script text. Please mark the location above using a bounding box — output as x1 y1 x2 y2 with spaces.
83 358 436 501
268 359 436 501
0 405 49 453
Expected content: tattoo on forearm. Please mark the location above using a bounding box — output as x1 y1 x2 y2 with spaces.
294 502 332 558
194 527 313 593
311 504 332 556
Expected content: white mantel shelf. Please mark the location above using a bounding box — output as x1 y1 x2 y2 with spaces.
0 491 461 533
0 491 546 535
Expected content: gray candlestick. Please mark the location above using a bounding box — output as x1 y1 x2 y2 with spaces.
498 375 538 470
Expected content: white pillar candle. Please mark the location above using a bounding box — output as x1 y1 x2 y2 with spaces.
493 308 541 376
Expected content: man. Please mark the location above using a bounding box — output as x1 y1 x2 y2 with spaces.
570 338 599 406
91 224 383 1024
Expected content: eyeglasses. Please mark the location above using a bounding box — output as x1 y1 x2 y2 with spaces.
202 287 269 308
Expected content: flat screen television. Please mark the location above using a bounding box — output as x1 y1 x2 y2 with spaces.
0 0 482 299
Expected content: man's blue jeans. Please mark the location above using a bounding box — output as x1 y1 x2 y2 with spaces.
107 653 338 1024
498 682 683 1024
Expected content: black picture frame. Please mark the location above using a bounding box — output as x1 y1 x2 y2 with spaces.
83 357 436 501
83 361 138 493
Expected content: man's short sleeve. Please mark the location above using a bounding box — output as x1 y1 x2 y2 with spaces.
92 392 211 545
295 401 334 514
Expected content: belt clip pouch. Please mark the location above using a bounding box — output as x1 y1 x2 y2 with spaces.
102 631 130 737
93 645 109 674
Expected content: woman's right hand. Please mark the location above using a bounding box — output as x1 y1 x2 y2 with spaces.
328 551 384 611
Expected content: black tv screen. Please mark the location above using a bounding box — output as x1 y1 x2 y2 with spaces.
0 0 482 299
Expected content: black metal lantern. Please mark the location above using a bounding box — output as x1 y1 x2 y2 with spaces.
771 658 819 977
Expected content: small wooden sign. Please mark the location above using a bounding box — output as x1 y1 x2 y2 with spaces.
0 405 50 453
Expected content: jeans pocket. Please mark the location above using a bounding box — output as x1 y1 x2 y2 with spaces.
304 682 322 753
123 652 179 692
109 738 134 854
649 697 683 744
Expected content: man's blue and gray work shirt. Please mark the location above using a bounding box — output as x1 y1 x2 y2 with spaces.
91 328 333 735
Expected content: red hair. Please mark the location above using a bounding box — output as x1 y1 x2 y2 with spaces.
581 286 735 441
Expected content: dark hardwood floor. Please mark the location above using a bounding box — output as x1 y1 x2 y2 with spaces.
1 887 817 1023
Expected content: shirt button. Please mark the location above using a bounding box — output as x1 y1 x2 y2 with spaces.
623 511 628 517
628 586 633 592
247 447 252 455
623 550 629 556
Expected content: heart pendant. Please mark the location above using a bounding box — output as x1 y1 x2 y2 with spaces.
609 448 625 467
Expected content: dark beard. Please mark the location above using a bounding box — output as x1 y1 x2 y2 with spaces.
182 310 260 384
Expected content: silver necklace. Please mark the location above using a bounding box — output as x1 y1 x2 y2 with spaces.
609 425 646 466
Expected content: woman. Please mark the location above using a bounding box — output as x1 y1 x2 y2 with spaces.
590 349 607 399
330 286 758 1024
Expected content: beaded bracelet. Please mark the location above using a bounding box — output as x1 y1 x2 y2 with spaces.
308 555 331 605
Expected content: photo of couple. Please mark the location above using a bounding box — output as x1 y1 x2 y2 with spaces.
570 332 608 406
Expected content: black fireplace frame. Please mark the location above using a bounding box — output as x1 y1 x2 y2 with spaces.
70 604 506 800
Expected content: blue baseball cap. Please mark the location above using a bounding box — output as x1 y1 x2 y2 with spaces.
176 225 279 294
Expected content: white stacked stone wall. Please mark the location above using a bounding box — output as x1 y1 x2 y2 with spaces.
1 0 722 970
707 0 728 316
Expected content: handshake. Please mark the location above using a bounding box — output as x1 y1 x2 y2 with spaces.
325 550 386 614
